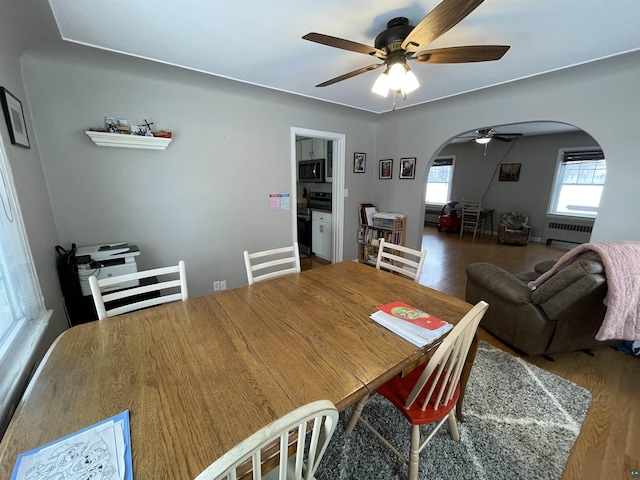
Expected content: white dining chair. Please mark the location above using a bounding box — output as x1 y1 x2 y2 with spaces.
459 199 483 239
243 242 301 285
89 260 188 320
376 238 427 283
194 400 339 480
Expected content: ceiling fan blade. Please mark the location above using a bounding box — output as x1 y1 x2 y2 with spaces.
303 33 387 59
411 45 510 63
315 64 384 87
401 0 484 52
493 133 522 142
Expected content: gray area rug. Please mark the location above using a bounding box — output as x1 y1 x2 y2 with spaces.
316 342 591 480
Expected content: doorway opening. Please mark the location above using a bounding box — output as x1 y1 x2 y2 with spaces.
291 127 345 267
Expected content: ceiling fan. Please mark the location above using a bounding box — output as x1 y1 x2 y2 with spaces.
302 0 510 101
462 128 523 144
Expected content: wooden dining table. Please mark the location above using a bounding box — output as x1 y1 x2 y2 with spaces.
0 261 474 480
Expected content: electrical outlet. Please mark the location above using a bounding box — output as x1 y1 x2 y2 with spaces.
220 280 227 291
213 280 220 292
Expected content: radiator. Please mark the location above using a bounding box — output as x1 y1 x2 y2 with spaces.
542 215 594 245
424 205 442 225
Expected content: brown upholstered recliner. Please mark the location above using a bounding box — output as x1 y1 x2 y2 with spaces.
497 212 531 245
465 252 611 356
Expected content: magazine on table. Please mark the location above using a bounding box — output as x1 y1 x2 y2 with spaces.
370 301 452 347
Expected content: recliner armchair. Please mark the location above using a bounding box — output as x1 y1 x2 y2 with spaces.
465 252 611 356
497 211 531 245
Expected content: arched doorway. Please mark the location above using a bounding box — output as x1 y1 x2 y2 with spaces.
422 121 604 246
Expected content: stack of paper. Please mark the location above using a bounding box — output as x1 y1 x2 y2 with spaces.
11 410 132 480
371 301 452 347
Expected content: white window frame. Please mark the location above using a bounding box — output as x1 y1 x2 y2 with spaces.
0 136 52 435
425 156 455 206
548 147 606 218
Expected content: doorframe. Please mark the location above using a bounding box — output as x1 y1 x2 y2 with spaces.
291 127 345 262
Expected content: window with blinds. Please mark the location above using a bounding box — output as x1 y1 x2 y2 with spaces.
425 156 455 204
549 148 606 216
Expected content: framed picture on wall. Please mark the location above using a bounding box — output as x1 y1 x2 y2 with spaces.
499 163 521 181
0 87 30 148
354 152 366 173
379 159 393 179
399 157 416 179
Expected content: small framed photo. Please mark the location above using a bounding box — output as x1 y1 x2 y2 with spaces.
0 87 30 148
499 163 521 181
105 117 130 134
399 157 416 179
354 152 366 173
379 159 393 179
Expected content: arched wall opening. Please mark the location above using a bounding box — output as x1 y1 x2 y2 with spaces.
420 121 604 245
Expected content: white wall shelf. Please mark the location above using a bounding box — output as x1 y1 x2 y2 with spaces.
85 131 172 150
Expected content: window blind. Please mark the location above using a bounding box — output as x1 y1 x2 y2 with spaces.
562 149 604 163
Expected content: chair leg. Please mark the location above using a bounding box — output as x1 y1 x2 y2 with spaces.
408 425 421 480
345 393 369 435
447 409 460 441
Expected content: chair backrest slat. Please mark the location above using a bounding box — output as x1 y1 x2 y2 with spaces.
194 400 338 480
244 243 301 285
375 238 427 283
89 260 187 320
404 301 489 410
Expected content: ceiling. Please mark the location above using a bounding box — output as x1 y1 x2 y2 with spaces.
47 0 640 115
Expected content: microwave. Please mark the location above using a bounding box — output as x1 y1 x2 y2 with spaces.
298 159 325 183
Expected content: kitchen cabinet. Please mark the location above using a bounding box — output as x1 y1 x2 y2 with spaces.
325 140 333 182
296 141 302 163
312 210 332 261
300 138 325 161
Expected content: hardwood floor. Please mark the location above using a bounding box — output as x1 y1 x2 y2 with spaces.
300 254 331 271
307 227 640 479
418 226 640 480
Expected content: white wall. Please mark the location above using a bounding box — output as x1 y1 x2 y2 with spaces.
374 51 640 250
22 44 378 297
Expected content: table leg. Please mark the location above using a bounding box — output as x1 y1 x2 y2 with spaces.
457 334 478 422
489 211 494 237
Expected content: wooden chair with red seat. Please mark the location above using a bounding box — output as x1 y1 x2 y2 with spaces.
344 301 489 480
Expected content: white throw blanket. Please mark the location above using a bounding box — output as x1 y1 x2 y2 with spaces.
528 241 640 341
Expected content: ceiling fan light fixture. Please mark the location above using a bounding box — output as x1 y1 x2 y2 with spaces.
371 70 390 97
387 62 407 91
401 68 419 94
475 137 491 144
372 62 419 98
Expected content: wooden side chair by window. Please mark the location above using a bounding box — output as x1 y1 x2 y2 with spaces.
459 199 483 239
89 260 188 320
375 238 427 283
244 242 301 285
344 301 489 480
194 400 339 480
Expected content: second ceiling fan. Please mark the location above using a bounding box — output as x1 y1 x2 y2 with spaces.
302 0 509 100
464 128 523 144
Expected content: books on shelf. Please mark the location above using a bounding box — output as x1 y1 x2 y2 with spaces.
371 301 452 347
358 202 377 225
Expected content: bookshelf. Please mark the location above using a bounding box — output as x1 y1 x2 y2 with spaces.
357 202 406 265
